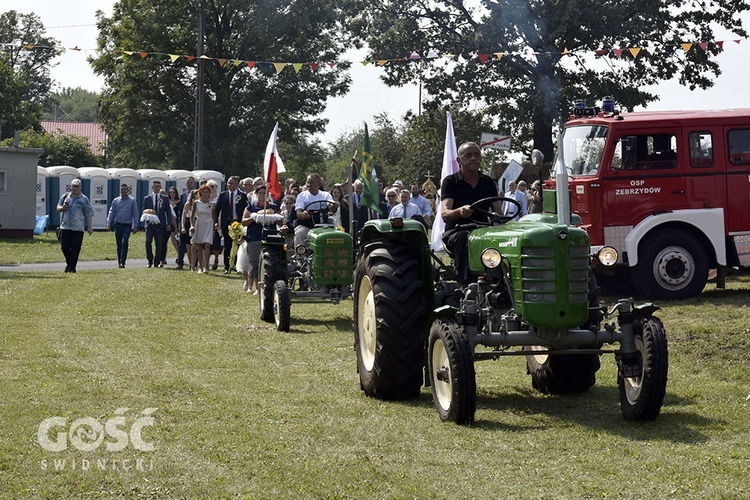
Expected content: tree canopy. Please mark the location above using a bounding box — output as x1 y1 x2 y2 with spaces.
91 0 358 176
43 87 100 122
0 10 61 139
354 0 749 158
1 129 101 168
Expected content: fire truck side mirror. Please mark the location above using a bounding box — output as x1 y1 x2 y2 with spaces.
531 149 545 166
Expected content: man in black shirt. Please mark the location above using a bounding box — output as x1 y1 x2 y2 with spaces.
441 141 503 286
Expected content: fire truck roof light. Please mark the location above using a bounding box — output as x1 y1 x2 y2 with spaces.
602 96 616 114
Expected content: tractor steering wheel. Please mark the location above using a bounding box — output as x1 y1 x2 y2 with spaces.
469 196 521 226
303 200 336 225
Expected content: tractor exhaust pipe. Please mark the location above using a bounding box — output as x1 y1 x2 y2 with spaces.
553 134 571 226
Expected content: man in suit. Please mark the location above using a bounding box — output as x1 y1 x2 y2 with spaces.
213 175 248 273
347 179 370 234
143 180 176 268
176 176 196 269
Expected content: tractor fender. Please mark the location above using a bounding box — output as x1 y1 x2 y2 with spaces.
428 305 459 328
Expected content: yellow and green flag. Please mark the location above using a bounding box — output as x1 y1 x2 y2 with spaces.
359 123 382 214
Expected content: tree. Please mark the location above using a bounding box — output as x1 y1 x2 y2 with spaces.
43 87 100 122
397 107 494 186
322 113 405 186
276 135 328 187
0 10 62 139
91 0 358 176
355 1 749 158
1 129 101 168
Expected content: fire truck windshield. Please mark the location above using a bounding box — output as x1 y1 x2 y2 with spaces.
554 125 609 177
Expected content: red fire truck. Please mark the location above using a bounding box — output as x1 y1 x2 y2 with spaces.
551 101 750 299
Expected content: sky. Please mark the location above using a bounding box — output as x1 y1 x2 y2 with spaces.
11 0 750 146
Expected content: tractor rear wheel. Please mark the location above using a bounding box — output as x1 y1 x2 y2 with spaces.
428 318 476 425
525 350 600 395
525 275 602 394
353 240 427 400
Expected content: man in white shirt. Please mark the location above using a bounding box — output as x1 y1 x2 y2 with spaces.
410 182 433 226
502 180 527 220
294 173 336 248
389 190 421 220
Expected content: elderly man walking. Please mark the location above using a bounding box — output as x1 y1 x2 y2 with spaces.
56 178 94 273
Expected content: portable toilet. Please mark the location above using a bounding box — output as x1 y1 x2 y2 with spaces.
36 166 49 217
137 169 169 227
192 170 225 191
107 168 138 202
46 165 80 227
164 169 194 197
78 167 110 230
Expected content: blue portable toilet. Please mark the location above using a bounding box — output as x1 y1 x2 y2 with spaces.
78 167 110 230
46 166 80 227
192 170 225 191
107 168 138 206
36 166 50 217
164 169 194 197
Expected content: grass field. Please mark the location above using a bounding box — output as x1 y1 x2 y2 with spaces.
0 231 151 265
1 235 749 498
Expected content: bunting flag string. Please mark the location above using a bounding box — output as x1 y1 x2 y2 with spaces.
2 36 748 76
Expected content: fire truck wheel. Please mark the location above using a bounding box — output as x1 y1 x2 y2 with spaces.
633 230 709 300
259 249 282 322
618 316 668 420
524 348 600 395
273 280 290 332
353 240 427 400
428 318 476 425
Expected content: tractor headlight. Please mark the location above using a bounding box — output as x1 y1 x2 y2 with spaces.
481 248 502 269
295 244 307 256
596 246 618 267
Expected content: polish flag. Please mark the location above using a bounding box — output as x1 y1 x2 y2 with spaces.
264 122 286 201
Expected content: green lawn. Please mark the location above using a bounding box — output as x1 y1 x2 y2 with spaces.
0 231 150 265
0 241 749 497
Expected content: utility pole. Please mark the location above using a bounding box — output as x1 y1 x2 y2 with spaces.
193 0 205 171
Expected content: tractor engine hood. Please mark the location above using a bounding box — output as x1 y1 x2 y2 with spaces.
467 221 592 329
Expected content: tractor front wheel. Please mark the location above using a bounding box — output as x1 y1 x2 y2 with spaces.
273 280 291 332
259 248 283 322
428 318 476 425
618 316 668 420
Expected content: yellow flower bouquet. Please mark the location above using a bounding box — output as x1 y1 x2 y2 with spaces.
228 220 243 269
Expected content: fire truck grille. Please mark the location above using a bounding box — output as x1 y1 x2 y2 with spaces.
521 246 590 303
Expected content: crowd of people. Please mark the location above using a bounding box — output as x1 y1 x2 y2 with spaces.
59 156 537 292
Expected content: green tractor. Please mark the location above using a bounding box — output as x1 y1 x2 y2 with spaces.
352 151 668 425
259 200 353 331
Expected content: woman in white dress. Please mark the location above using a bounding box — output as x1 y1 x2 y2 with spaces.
190 185 214 273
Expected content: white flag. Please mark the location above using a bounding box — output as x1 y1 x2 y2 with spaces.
430 111 460 252
263 122 286 200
